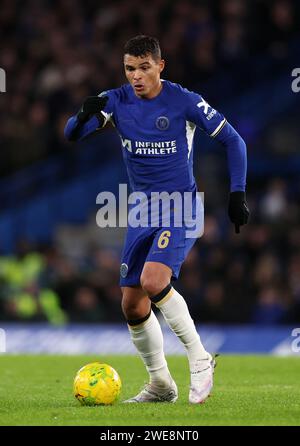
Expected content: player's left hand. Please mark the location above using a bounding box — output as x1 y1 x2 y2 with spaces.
228 191 250 234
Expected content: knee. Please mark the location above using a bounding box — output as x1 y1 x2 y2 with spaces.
121 297 139 319
140 274 169 298
121 288 150 321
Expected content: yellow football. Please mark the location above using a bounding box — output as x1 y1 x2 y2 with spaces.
73 362 121 405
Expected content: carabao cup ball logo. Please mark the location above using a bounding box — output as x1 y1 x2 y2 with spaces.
156 116 169 130
120 263 128 278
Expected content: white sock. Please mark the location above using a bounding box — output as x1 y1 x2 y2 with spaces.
128 311 172 387
155 287 209 368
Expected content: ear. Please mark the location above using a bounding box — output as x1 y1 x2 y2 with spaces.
159 59 165 73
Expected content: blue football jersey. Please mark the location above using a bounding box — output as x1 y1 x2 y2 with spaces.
100 80 227 195
64 80 247 285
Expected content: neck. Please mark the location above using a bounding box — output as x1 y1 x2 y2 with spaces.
142 81 163 99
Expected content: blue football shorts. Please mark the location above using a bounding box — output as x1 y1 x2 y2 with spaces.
119 193 203 287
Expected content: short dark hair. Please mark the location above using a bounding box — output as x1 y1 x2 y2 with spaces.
124 35 161 61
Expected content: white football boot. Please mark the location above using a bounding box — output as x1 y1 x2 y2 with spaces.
189 353 217 404
124 378 178 403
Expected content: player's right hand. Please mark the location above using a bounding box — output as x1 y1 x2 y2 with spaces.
76 96 108 123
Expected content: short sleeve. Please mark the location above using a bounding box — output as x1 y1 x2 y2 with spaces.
184 89 227 138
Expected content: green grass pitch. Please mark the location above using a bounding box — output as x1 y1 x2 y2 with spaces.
0 354 299 426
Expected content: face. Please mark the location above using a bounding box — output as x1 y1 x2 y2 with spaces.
124 53 165 99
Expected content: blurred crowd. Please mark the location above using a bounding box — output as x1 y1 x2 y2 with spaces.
1 176 299 325
0 0 299 325
0 0 299 175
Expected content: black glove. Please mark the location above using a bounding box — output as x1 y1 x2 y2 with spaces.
76 96 108 124
228 191 250 234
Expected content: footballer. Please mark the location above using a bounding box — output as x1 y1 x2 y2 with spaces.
65 35 249 403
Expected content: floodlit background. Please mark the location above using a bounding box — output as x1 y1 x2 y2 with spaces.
0 0 300 353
